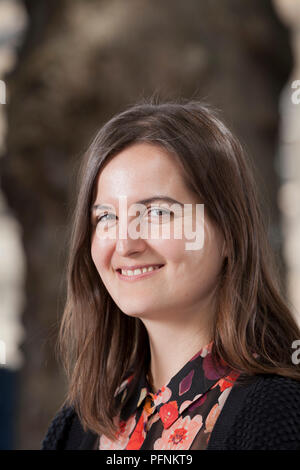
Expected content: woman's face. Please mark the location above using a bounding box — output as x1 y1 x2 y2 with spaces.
90 142 227 322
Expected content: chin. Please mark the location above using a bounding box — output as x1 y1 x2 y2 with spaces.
117 301 154 318
121 310 143 319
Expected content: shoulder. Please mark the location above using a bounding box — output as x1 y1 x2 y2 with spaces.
41 404 86 450
238 373 300 415
226 374 300 450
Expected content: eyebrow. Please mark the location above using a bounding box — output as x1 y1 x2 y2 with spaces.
91 196 184 212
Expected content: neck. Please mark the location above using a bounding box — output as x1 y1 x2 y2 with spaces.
144 319 212 394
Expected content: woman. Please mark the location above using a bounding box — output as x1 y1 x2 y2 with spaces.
41 99 300 450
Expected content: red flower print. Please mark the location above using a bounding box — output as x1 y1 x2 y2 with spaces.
126 411 146 450
99 414 136 450
159 401 178 428
169 426 187 445
218 371 240 392
152 386 172 406
154 414 203 450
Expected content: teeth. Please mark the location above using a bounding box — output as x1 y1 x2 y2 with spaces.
120 266 161 276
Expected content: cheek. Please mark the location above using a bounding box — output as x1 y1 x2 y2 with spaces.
91 235 113 272
155 238 186 263
191 236 224 284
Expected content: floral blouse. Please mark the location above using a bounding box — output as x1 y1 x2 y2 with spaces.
98 341 241 450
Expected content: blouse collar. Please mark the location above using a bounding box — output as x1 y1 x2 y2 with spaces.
116 341 234 429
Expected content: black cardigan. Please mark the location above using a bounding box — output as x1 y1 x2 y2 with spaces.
41 373 300 450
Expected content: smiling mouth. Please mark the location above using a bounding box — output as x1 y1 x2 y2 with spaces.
116 264 165 281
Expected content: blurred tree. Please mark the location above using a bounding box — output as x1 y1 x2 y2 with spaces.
0 0 292 449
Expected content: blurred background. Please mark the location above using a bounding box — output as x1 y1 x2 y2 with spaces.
0 0 299 450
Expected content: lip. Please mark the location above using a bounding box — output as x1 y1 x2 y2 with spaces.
116 264 164 281
116 264 163 271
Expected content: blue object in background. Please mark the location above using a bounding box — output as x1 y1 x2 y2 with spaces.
0 367 18 450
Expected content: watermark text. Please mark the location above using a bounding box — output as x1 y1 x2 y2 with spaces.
93 197 205 251
0 340 6 365
0 80 6 104
291 80 300 104
291 339 300 365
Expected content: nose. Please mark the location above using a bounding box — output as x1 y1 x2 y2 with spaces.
115 215 148 256
115 237 147 257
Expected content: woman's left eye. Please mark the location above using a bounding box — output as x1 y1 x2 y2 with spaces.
147 207 172 218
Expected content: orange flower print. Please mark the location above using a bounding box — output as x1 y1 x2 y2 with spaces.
99 413 136 450
154 414 203 450
159 401 178 428
144 395 155 416
204 403 221 433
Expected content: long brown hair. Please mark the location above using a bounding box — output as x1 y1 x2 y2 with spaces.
56 98 300 440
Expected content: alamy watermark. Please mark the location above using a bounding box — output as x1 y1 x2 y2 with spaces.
291 80 300 104
291 339 300 365
93 197 205 251
0 340 6 365
0 80 6 104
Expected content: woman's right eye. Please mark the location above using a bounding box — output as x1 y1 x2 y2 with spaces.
96 213 116 222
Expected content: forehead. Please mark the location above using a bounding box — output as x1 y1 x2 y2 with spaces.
93 142 194 203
